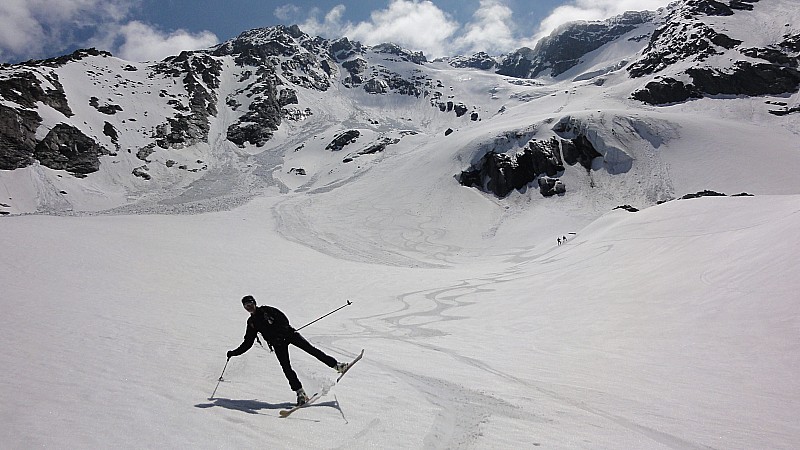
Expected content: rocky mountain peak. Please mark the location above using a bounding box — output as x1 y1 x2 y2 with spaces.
1 0 798 215
629 0 800 105
371 43 427 65
496 10 655 79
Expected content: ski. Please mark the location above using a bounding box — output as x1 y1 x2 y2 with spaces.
336 349 364 383
279 392 322 418
279 349 363 417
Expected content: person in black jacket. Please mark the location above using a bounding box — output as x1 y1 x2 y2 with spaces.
227 295 349 406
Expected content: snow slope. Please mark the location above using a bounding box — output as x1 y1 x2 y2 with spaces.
1 191 799 448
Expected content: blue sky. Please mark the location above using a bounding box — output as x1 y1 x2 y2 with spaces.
0 0 671 63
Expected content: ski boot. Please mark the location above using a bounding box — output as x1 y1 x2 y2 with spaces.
335 361 350 374
295 388 309 406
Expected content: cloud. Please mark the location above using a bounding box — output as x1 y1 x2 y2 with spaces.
533 0 671 41
301 1 460 59
0 0 217 63
0 1 45 59
274 4 302 22
296 0 673 58
453 0 517 55
0 0 137 62
93 21 219 62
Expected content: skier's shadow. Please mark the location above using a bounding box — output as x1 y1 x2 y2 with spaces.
195 397 292 414
195 397 340 416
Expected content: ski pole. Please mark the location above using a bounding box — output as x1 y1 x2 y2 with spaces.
296 300 352 331
209 357 230 400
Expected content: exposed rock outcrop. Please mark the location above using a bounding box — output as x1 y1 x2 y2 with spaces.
459 137 571 197
34 124 110 176
629 0 800 105
446 52 497 70
0 104 40 170
326 130 361 151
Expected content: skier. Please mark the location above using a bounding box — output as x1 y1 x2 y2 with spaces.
227 295 350 406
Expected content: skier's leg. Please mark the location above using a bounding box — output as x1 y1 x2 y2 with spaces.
273 342 302 391
288 333 337 367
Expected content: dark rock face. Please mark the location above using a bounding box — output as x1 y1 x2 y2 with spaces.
453 103 468 117
20 48 112 68
680 189 726 199
0 71 72 117
627 0 752 79
538 177 566 196
89 97 122 115
364 78 388 94
447 52 496 70
634 63 800 105
628 22 741 78
329 37 365 61
629 0 799 105
227 68 282 147
498 11 653 78
459 125 607 198
103 121 119 152
768 104 800 116
561 134 602 169
342 137 400 163
34 124 110 176
151 52 222 149
372 43 427 65
689 0 736 16
523 137 565 177
132 165 151 180
216 25 334 91
360 137 400 155
326 130 361 151
0 104 40 170
740 46 798 66
459 137 568 197
687 62 800 96
213 25 337 147
495 48 536 79
631 77 702 105
342 58 368 85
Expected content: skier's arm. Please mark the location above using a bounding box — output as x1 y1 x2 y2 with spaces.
227 324 256 357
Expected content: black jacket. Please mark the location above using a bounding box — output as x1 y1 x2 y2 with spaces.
229 305 296 356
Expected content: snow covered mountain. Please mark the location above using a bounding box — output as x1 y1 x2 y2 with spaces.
2 1 800 448
1 0 798 217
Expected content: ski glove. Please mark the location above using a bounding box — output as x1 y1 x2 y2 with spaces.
226 350 234 359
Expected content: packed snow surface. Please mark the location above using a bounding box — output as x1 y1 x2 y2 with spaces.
2 191 799 448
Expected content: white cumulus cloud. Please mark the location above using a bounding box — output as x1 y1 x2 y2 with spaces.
453 0 517 55
301 1 460 59
0 0 218 63
92 21 219 62
0 0 137 61
295 0 672 58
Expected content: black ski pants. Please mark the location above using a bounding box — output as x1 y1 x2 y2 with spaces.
273 332 336 391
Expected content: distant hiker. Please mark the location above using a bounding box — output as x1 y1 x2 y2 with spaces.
227 295 350 406
557 237 562 246
562 235 567 243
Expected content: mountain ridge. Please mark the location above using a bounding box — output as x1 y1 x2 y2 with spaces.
0 0 799 218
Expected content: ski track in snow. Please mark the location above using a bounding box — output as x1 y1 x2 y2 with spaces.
329 262 708 449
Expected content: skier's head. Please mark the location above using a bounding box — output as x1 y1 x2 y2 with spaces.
242 295 257 312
